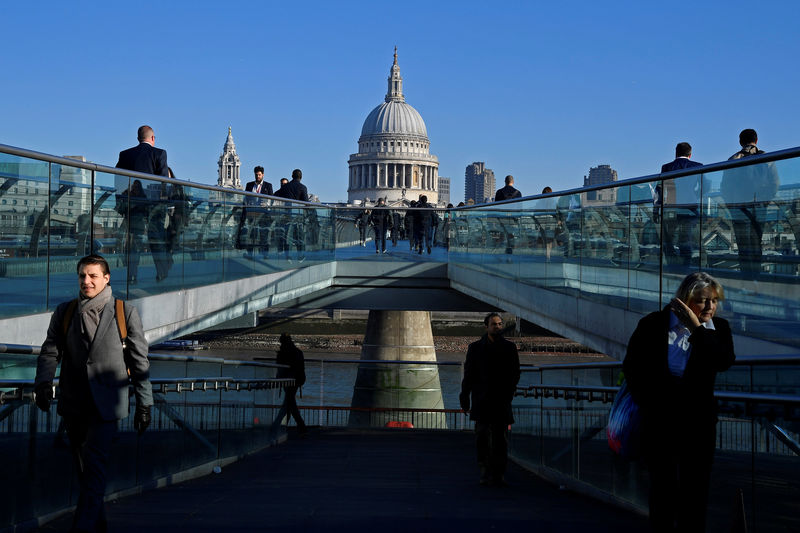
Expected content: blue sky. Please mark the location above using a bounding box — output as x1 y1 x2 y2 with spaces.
2 1 799 203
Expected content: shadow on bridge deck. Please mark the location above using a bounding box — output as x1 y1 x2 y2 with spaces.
37 428 647 532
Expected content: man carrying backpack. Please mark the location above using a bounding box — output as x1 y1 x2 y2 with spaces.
35 254 153 533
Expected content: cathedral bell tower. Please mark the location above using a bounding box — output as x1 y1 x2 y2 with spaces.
217 126 242 189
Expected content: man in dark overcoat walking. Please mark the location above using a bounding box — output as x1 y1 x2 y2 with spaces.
460 312 520 486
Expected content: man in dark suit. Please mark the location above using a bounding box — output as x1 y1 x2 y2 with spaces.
661 142 702 173
659 142 703 265
284 169 309 260
495 176 521 254
116 125 168 177
494 175 522 202
35 254 152 532
239 166 273 257
460 313 521 487
244 165 273 199
285 168 308 202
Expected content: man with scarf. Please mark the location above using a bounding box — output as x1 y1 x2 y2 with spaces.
35 254 153 533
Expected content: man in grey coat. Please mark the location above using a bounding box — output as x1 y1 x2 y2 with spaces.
35 254 153 533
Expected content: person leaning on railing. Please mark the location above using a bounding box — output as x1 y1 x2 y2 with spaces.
622 272 735 532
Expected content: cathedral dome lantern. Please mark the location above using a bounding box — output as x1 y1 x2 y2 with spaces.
348 48 439 205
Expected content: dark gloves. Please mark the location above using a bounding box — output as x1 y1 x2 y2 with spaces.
459 392 470 412
133 405 151 435
34 382 54 413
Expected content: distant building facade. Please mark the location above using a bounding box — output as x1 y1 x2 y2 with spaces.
217 127 243 190
348 48 439 205
464 162 495 204
438 176 450 205
584 164 617 203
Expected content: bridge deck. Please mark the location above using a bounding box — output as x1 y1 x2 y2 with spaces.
38 428 647 532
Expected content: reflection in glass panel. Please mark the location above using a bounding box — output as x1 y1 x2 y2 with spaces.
661 173 704 274
703 161 800 348
0 153 50 316
48 160 95 305
580 186 630 308
94 171 127 295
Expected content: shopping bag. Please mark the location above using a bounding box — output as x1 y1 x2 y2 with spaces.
606 380 641 459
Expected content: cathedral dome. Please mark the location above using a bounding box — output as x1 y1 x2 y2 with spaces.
360 100 428 137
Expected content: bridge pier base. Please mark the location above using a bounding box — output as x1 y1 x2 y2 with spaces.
349 310 447 428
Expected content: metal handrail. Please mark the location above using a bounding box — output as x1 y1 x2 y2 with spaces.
0 142 321 207
0 345 287 369
520 355 800 373
0 376 294 404
467 144 800 208
515 383 800 407
254 357 462 366
6 140 799 212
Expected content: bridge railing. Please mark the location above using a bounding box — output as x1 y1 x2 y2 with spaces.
0 142 458 323
449 147 800 352
511 357 800 532
0 350 291 530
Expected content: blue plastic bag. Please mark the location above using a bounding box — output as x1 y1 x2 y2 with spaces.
606 381 641 459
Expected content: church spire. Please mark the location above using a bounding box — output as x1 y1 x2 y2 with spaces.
218 126 242 190
385 46 404 103
224 126 235 151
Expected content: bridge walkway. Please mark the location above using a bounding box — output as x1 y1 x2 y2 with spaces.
36 428 647 532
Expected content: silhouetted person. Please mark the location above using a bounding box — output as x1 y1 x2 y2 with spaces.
460 313 520 486
275 333 307 435
369 198 391 254
494 176 522 255
147 182 171 282
720 129 779 276
115 125 168 284
405 200 417 250
116 125 168 177
415 195 438 254
285 169 309 260
286 168 309 202
354 209 370 247
659 142 704 265
495 175 521 202
536 186 556 261
661 142 702 173
116 179 148 285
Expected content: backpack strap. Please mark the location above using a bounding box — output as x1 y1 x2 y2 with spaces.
115 299 128 354
58 298 129 360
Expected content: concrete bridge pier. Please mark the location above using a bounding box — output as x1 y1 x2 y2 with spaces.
349 310 447 428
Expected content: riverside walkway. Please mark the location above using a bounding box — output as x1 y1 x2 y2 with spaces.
36 429 647 532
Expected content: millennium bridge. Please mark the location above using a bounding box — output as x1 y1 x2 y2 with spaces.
1 143 798 532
